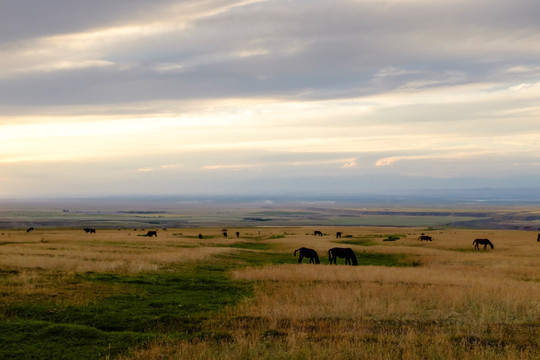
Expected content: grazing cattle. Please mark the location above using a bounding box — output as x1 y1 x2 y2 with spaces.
294 247 320 264
418 235 432 241
328 247 358 265
314 230 323 236
83 228 96 234
144 230 158 237
336 231 342 239
26 227 34 233
473 238 494 250
198 234 203 239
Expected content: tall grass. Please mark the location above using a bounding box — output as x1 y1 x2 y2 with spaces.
1 226 540 359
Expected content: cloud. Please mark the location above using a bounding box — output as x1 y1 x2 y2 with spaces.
341 160 357 169
2 0 540 197
136 168 154 172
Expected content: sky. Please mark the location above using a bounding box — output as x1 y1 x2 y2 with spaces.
1 0 540 198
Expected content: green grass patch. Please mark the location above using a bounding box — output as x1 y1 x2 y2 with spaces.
356 252 418 267
0 265 251 360
267 234 286 239
0 320 151 360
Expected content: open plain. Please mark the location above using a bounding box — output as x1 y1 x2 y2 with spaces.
1 224 540 359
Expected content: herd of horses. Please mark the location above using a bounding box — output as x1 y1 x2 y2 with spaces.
22 227 540 254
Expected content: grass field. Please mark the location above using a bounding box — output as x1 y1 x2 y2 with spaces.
1 226 540 359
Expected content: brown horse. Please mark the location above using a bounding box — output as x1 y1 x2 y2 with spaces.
328 247 358 265
294 247 320 264
473 238 494 250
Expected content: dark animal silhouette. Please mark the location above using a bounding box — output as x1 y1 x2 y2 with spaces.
144 230 158 237
294 247 320 264
236 231 240 238
418 235 432 241
26 227 34 233
314 230 323 236
328 247 358 265
537 233 540 242
473 238 494 250
222 231 228 238
336 232 342 239
83 228 96 234
198 234 203 239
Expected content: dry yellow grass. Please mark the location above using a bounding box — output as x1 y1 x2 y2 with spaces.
2 226 540 359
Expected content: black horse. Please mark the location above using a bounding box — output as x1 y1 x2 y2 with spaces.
328 247 358 265
537 233 540 242
294 247 320 264
314 230 323 236
26 227 34 233
83 228 96 234
418 235 432 241
336 231 342 239
143 230 158 237
473 238 494 250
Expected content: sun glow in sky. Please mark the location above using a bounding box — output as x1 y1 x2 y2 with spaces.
1 0 540 198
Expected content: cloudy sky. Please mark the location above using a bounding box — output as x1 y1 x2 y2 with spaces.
1 0 539 198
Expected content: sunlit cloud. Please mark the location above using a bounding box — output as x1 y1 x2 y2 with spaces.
342 160 357 169
1 0 540 197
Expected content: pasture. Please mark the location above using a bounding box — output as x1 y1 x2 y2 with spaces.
0 226 539 359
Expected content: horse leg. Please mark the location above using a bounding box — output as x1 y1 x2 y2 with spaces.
298 255 303 264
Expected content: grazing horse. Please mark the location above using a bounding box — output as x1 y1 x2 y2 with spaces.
198 234 203 239
328 247 358 265
473 238 494 250
83 228 96 234
314 230 323 236
26 227 34 233
336 231 342 239
144 230 158 237
294 247 320 264
537 233 540 242
236 231 240 238
418 235 432 241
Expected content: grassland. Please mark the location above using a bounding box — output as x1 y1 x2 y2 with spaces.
1 226 540 359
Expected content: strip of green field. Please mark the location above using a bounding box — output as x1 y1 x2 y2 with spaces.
0 245 418 359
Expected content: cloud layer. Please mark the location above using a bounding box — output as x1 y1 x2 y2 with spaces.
1 0 540 197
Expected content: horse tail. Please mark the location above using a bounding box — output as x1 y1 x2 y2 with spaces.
328 249 333 262
294 249 299 257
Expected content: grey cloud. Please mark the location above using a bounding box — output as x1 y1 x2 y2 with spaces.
2 0 540 107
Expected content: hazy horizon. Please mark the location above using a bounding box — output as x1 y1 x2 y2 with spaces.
2 0 540 198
